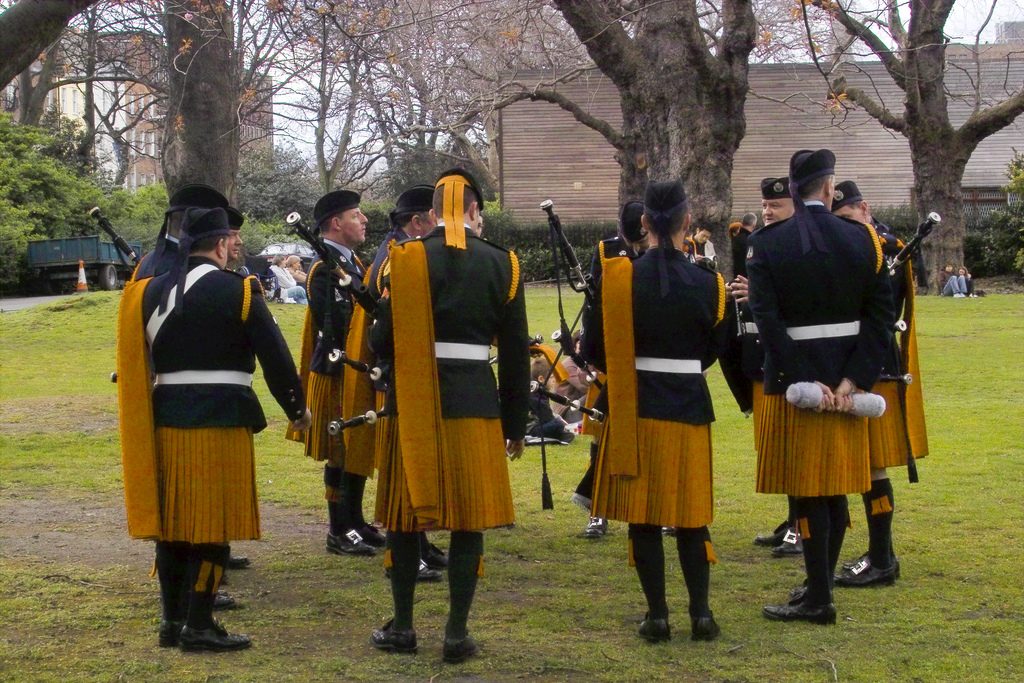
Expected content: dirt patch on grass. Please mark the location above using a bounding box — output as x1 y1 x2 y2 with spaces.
0 396 118 435
0 488 324 572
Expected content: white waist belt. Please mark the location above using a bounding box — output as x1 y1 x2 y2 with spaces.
155 370 254 386
742 322 759 335
435 342 491 361
635 357 702 374
787 321 860 341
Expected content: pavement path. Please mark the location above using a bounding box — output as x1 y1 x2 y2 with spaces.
0 294 75 313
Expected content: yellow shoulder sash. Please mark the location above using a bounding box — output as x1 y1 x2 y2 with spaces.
390 240 445 523
116 278 161 539
602 256 639 477
341 268 378 474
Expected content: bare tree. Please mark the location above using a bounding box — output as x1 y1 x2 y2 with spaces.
813 0 1024 289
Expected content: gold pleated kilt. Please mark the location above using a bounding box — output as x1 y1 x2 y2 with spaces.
305 371 343 464
751 381 764 451
592 418 713 529
755 393 871 497
155 426 260 544
375 417 514 532
868 381 921 469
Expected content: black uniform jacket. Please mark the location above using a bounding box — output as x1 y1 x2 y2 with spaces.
746 205 894 394
588 235 637 285
731 229 750 280
371 226 531 440
581 247 726 425
368 228 408 301
307 242 363 376
134 238 179 280
143 256 305 431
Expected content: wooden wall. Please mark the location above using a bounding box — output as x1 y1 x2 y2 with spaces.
500 59 1024 224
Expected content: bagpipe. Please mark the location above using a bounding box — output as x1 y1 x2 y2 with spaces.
328 349 382 381
284 212 377 314
530 381 604 422
533 199 599 510
328 408 389 436
889 212 940 276
89 206 141 267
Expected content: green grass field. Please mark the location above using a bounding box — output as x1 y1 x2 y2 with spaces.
1 288 1022 682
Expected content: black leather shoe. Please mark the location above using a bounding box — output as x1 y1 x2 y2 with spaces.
179 622 252 652
638 615 671 643
423 543 448 569
158 619 184 647
835 561 898 587
228 555 251 570
771 529 802 557
754 521 789 547
763 602 837 625
384 561 444 583
442 635 479 663
358 525 387 548
581 517 607 539
213 591 237 610
690 615 720 641
327 531 376 556
788 584 808 605
370 619 417 654
842 554 902 579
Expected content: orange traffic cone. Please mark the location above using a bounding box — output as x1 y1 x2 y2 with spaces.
76 259 88 292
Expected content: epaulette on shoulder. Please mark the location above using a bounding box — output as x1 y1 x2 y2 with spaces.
695 258 717 274
470 233 510 253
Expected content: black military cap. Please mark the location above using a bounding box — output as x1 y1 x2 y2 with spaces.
314 189 361 228
226 206 245 229
395 184 435 213
832 180 863 210
789 149 836 189
619 200 645 242
435 167 484 205
183 207 231 242
168 183 229 212
760 177 790 200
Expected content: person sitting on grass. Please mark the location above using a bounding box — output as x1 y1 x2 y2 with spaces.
527 358 575 444
939 264 970 298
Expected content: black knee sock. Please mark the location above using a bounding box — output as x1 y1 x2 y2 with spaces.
574 442 599 500
794 497 831 606
787 495 797 527
388 531 420 631
185 544 228 630
324 466 345 534
446 531 483 640
629 524 667 620
862 478 894 569
343 472 368 529
826 495 850 585
155 541 190 622
675 527 712 619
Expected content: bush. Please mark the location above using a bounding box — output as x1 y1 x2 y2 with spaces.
964 204 1024 277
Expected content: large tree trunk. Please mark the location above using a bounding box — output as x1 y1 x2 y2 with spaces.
0 0 99 89
161 0 239 201
553 0 755 278
909 130 970 293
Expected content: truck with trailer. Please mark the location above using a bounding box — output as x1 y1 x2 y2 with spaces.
27 235 143 293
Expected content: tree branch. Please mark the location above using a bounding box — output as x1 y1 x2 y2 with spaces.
958 89 1024 150
828 1 906 90
841 82 907 133
551 0 643 90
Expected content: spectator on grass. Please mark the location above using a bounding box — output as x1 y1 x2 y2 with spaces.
527 358 574 443
270 255 308 304
285 255 307 286
939 264 968 298
692 226 717 267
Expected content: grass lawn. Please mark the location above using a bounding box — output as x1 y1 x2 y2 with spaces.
1 287 1022 682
